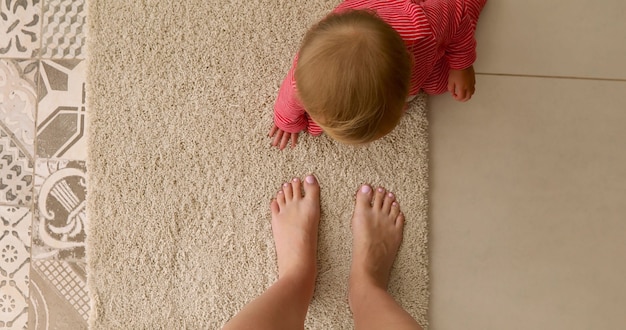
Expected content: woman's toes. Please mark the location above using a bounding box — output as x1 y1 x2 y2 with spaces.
291 177 302 199
270 198 280 215
395 211 405 228
282 182 293 200
303 175 320 200
390 201 401 219
276 190 285 207
373 187 385 208
356 184 373 208
382 192 395 213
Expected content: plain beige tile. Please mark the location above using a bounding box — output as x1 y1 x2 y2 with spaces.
427 75 626 330
474 0 626 80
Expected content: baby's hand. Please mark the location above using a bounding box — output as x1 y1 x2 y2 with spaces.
447 66 476 102
268 124 299 150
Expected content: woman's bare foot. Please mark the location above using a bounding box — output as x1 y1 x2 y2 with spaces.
270 175 321 285
222 176 321 330
348 184 405 308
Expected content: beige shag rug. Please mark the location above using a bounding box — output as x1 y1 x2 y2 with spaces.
86 0 429 328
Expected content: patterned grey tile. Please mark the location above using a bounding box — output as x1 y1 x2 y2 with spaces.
10 60 39 84
36 60 86 160
32 159 86 261
0 58 36 206
0 125 34 206
0 205 32 329
29 159 88 329
41 0 86 59
0 0 42 58
0 59 37 157
29 260 88 329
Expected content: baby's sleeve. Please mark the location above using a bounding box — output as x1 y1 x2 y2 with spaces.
273 61 309 134
444 0 480 70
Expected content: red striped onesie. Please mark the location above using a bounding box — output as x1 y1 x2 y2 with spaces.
274 0 487 136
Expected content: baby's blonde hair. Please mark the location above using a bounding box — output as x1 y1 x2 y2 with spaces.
295 9 411 144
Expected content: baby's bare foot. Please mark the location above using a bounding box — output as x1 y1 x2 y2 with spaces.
349 185 405 306
270 175 320 282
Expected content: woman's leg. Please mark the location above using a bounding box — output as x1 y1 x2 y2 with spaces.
223 175 320 330
348 185 423 330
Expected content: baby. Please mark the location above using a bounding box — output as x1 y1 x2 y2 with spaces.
269 0 487 149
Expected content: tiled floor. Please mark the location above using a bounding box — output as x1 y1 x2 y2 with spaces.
1 0 88 329
2 0 625 329
428 0 626 329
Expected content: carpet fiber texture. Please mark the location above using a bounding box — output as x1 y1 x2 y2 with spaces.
86 0 429 328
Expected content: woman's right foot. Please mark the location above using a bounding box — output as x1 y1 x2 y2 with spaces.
348 184 405 308
270 175 320 284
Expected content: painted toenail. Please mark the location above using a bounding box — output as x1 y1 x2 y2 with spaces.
283 183 289 187
361 185 371 193
278 190 283 194
388 192 394 198
392 202 398 207
305 175 315 184
378 187 384 193
293 178 299 182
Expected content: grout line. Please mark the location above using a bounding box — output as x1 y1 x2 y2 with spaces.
29 0 45 287
475 72 626 83
0 57 42 61
0 202 30 208
38 0 45 60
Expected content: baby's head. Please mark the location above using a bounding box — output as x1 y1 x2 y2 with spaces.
296 9 411 144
